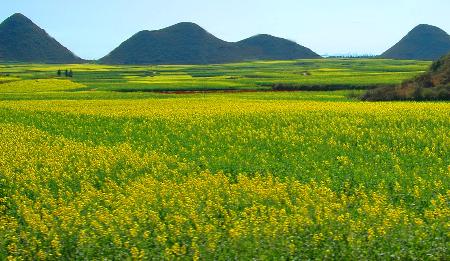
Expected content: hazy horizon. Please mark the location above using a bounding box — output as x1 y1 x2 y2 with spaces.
1 0 449 60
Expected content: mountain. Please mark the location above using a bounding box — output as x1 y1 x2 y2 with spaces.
100 22 244 64
237 34 320 60
363 52 450 101
100 22 320 65
0 13 82 63
380 24 450 61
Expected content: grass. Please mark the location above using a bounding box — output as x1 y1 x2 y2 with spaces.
0 59 448 260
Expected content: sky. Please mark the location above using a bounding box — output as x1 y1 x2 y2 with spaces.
1 0 449 60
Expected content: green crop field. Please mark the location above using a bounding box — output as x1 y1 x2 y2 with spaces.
1 59 449 260
0 58 431 93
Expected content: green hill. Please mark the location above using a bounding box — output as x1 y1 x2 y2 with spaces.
380 24 450 61
363 53 450 100
100 23 320 65
100 22 244 64
237 34 320 60
0 13 82 63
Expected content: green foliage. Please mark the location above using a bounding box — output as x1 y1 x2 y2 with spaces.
363 53 450 101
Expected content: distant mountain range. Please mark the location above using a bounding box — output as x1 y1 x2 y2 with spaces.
99 22 320 64
0 13 82 63
380 24 450 60
0 13 449 64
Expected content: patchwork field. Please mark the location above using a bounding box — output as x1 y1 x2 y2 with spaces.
1 59 449 259
0 59 430 93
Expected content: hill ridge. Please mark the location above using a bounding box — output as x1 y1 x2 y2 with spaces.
100 22 320 65
380 24 450 61
0 13 82 63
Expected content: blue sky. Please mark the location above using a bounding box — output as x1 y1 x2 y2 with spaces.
1 0 449 59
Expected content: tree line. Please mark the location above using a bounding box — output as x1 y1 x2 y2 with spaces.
57 69 73 77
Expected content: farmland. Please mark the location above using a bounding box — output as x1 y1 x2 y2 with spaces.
0 59 430 93
0 59 449 259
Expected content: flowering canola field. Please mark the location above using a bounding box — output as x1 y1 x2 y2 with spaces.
0 91 449 259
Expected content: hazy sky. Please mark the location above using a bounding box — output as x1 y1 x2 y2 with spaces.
1 0 449 59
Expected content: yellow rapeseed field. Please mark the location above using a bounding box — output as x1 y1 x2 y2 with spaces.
0 79 86 93
0 93 449 259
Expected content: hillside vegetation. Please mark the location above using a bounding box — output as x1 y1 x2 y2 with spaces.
363 53 450 100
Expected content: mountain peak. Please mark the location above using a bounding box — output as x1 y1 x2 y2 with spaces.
408 24 448 37
0 13 82 63
250 34 273 38
173 22 203 28
9 13 29 20
2 13 36 27
413 24 443 31
380 24 450 60
242 34 297 44
237 33 319 60
163 22 206 33
248 34 281 40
